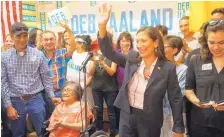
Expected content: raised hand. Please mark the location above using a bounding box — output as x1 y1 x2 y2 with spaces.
59 21 69 30
98 3 112 26
58 32 64 37
181 38 192 53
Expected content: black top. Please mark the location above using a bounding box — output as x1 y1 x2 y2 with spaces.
185 55 224 130
91 57 118 92
185 48 200 66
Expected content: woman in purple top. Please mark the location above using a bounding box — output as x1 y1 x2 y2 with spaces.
115 32 133 131
116 32 133 89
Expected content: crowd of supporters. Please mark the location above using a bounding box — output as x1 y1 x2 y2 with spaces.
1 4 224 137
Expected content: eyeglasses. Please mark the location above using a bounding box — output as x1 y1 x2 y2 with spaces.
164 45 173 49
11 27 28 33
208 20 224 26
62 88 74 93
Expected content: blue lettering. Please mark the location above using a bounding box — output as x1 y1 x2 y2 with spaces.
51 15 58 24
163 8 173 30
68 62 81 71
88 14 96 34
55 13 61 21
140 10 148 27
151 9 161 26
80 14 87 34
109 12 117 32
119 11 128 32
68 62 74 69
129 11 137 32
74 65 81 71
60 12 66 21
71 15 79 34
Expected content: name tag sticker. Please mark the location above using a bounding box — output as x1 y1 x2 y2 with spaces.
202 63 212 70
31 56 37 62
71 108 79 113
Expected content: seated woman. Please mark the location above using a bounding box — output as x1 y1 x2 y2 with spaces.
47 81 93 137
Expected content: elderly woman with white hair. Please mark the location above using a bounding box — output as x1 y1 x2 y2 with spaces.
47 81 93 137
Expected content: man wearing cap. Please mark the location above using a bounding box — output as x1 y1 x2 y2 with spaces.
41 22 76 98
1 22 60 137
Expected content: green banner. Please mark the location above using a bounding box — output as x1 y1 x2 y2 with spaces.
22 4 36 11
22 15 36 22
57 1 63 9
39 1 52 4
177 2 190 19
22 2 37 28
177 2 190 36
90 1 96 6
40 12 46 31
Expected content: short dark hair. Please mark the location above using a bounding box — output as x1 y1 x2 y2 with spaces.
211 8 224 15
155 25 168 36
180 16 189 21
75 35 92 51
136 26 166 60
117 32 133 49
28 28 42 45
163 35 183 56
62 81 83 101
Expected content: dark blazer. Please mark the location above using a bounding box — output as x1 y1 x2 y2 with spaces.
98 33 185 133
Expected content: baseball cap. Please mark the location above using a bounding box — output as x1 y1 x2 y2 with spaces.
11 22 28 36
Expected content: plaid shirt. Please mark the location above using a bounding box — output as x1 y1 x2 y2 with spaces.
1 46 55 107
43 48 70 91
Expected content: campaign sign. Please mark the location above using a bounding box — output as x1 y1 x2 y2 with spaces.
48 7 72 26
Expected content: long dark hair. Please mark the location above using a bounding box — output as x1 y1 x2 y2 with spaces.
136 26 166 60
28 28 42 45
61 30 68 48
155 25 168 36
199 19 224 61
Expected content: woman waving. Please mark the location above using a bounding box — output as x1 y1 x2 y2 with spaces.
97 3 184 137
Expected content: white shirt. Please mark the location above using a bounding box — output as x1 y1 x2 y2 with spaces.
186 32 201 50
66 51 91 88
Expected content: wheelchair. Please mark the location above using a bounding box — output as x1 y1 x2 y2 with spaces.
40 118 108 137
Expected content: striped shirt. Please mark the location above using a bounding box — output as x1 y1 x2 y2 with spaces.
43 48 70 91
48 102 93 137
1 46 55 107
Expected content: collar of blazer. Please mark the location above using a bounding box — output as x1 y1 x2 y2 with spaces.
145 59 164 90
126 50 165 89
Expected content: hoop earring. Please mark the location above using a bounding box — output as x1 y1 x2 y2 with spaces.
154 47 158 53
